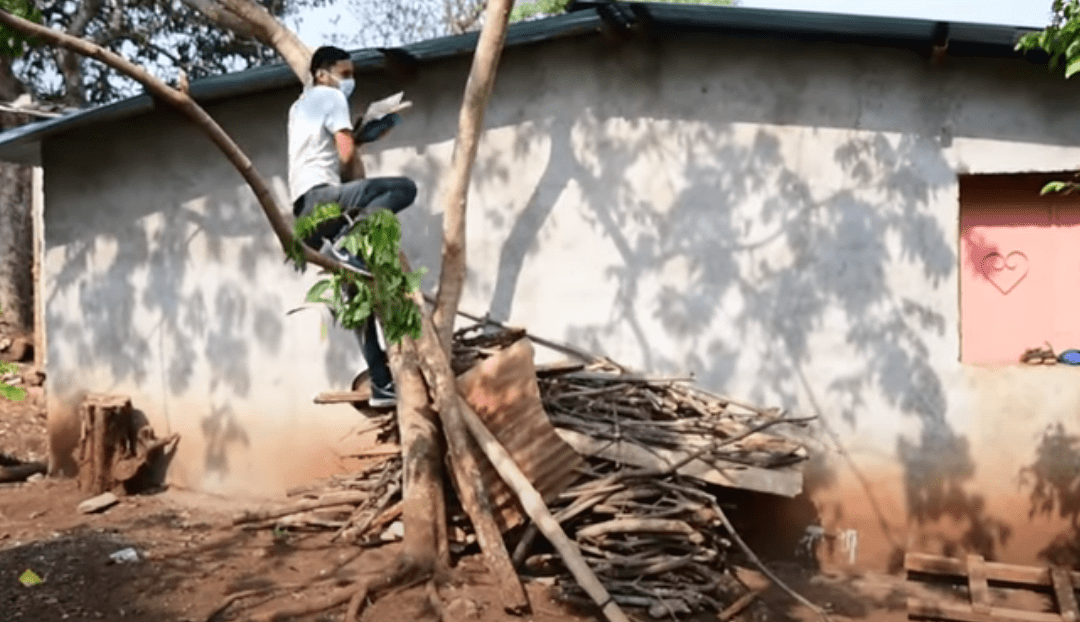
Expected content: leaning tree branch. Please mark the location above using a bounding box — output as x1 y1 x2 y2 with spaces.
0 8 342 277
179 0 311 86
431 0 514 353
177 0 260 42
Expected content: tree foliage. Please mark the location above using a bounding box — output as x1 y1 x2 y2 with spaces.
1017 1 1080 195
1017 0 1080 79
0 0 39 58
289 205 425 345
5 0 318 106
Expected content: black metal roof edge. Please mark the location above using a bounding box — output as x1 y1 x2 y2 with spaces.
0 11 603 163
0 4 1052 162
568 1 1039 51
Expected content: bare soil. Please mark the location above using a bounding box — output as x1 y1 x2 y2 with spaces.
0 391 914 622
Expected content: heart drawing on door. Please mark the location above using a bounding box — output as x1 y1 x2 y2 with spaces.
981 251 1029 295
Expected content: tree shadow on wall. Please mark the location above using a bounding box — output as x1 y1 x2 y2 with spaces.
44 111 290 481
1020 423 1080 568
474 89 1013 576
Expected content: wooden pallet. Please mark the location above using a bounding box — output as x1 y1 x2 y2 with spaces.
906 552 1080 622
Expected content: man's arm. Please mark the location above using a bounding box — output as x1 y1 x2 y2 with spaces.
335 130 366 182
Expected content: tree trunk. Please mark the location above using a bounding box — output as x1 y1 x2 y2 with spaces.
387 339 448 571
76 393 134 495
0 107 33 338
403 255 529 614
432 0 515 352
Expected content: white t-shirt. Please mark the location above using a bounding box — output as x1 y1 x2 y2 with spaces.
287 85 353 204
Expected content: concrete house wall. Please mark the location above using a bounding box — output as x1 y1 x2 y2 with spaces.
35 26 1080 572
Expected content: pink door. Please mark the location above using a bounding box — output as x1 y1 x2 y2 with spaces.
1053 204 1080 350
959 175 1080 365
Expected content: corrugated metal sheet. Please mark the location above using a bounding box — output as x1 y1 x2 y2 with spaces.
457 338 585 532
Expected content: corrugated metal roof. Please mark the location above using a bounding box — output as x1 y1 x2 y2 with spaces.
0 3 1042 165
0 10 603 165
570 0 1030 51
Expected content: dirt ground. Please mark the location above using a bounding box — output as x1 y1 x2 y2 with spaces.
0 386 921 622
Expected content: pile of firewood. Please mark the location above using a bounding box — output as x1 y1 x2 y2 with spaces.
512 367 809 617
237 323 813 618
517 461 741 618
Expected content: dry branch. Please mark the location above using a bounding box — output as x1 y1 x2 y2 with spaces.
231 491 371 525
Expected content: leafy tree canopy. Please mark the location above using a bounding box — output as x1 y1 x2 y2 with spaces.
1017 0 1080 78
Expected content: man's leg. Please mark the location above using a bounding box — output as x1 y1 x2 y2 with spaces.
336 177 417 217
340 281 395 406
357 315 395 405
295 184 349 247
297 185 402 406
333 177 416 405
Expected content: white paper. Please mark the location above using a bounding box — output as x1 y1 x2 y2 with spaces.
362 91 413 126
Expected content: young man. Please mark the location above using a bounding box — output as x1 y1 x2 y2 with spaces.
288 45 416 408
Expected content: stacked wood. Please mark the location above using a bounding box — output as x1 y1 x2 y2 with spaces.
499 363 809 618
517 464 743 618
235 414 404 542
539 369 810 498
278 322 813 618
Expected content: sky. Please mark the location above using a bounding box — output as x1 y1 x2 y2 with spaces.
291 1 1056 51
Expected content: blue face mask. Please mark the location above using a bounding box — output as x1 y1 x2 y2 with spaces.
338 78 355 99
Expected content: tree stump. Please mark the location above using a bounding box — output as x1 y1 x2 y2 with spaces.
76 393 135 495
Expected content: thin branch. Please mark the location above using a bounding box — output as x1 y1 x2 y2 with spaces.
0 103 60 118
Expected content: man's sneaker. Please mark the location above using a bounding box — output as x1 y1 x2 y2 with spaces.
319 239 371 276
369 381 397 408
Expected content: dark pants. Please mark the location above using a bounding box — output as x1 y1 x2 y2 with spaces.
294 177 417 389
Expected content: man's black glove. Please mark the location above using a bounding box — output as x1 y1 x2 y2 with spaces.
354 113 401 144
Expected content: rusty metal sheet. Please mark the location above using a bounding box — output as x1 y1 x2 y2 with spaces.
457 338 585 532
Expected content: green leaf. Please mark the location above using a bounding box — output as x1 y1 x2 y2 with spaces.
0 383 26 401
405 267 426 293
1067 55 1080 78
341 230 362 256
305 279 334 304
290 211 423 346
1041 181 1072 194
